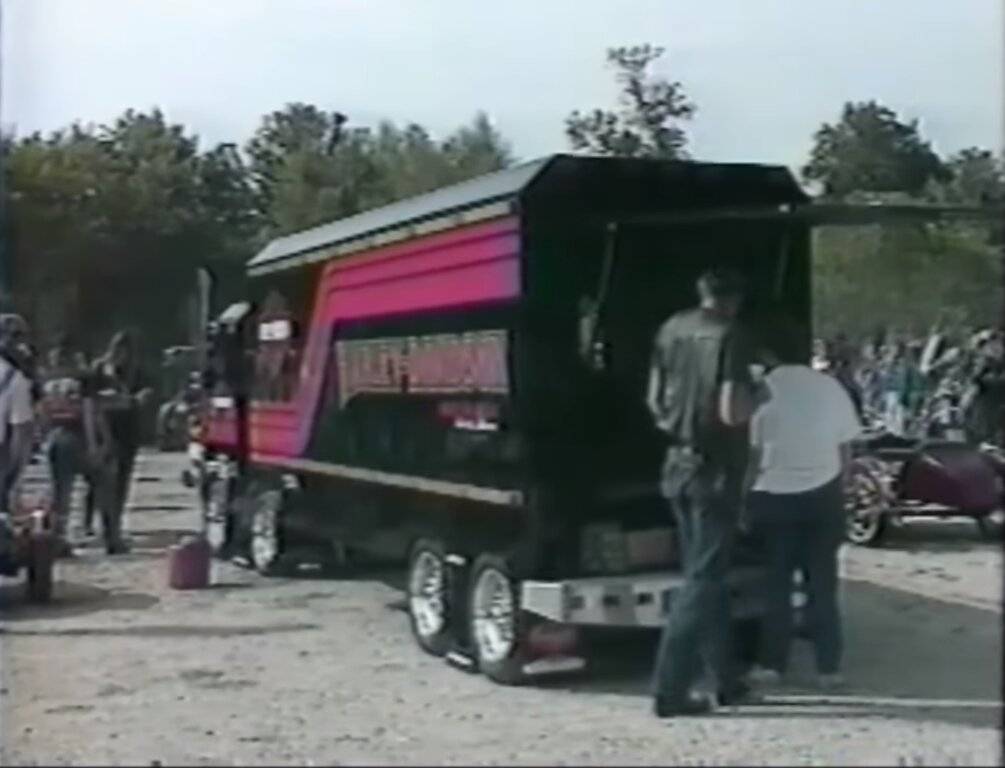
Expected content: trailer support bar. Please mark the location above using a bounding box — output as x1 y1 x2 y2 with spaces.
249 453 525 507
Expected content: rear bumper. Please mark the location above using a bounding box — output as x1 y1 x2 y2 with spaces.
521 567 766 628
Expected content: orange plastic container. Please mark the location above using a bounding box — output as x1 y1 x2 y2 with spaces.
167 535 211 590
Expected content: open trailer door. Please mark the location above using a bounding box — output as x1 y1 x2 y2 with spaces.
605 200 1001 328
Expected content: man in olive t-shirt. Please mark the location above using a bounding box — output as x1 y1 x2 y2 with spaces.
645 268 759 717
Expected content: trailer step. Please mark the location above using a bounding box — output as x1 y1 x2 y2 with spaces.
522 655 586 676
521 567 765 628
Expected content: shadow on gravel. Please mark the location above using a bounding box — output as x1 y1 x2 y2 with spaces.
0 621 320 639
544 580 1002 730
126 528 200 549
870 518 998 554
269 550 406 590
0 581 159 621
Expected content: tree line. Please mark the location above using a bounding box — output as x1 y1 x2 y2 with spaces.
3 43 1001 364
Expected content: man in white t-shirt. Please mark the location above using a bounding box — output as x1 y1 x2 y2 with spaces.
0 315 37 514
744 321 861 689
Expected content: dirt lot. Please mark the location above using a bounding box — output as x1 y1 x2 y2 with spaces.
1 451 1002 766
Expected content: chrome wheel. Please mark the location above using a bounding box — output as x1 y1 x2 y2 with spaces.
472 565 517 665
409 549 446 641
845 465 888 545
251 490 282 573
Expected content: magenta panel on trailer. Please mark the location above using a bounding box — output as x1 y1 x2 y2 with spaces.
235 216 522 458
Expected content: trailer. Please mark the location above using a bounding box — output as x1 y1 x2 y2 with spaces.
189 154 995 684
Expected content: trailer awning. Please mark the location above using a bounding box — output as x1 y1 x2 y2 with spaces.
607 202 1001 228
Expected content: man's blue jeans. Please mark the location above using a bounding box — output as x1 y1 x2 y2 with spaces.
46 426 87 538
749 477 845 675
652 450 742 702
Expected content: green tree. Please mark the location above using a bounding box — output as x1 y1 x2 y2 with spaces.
442 112 513 176
926 147 1005 205
565 44 695 158
802 101 948 198
6 103 514 360
247 105 512 235
6 110 259 355
812 213 1002 342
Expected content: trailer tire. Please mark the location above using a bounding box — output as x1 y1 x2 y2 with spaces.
25 534 55 603
407 538 452 657
469 554 529 686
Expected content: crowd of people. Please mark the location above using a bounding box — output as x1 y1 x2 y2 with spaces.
811 325 1005 445
0 314 152 557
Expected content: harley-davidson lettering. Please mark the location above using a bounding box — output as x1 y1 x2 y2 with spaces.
336 331 508 406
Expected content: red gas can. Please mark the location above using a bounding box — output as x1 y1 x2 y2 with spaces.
168 535 212 590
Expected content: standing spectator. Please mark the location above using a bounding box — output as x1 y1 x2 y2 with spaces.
85 330 153 555
902 343 928 433
829 336 864 421
965 330 1005 446
881 343 909 435
0 315 38 515
646 268 759 717
744 320 861 689
40 337 94 553
855 340 882 424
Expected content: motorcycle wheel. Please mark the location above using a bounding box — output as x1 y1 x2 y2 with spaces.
845 461 889 546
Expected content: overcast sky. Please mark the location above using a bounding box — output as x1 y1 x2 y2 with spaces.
4 0 1002 174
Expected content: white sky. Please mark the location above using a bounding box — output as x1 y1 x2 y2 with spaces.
4 0 1003 174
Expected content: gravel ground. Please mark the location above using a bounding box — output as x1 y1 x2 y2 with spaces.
1 451 1002 766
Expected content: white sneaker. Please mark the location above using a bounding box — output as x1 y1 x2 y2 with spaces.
746 666 782 685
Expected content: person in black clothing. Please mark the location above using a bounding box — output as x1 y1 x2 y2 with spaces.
84 330 152 555
966 331 1005 446
40 337 95 554
646 268 760 717
0 315 37 515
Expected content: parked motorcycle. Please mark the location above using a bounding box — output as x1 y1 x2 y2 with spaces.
845 430 1005 545
157 373 204 452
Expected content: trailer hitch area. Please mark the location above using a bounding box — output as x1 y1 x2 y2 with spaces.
526 622 580 658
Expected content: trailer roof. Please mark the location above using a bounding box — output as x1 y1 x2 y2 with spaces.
248 156 553 275
247 154 809 276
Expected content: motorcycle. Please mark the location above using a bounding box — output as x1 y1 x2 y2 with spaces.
157 374 204 452
845 429 1005 545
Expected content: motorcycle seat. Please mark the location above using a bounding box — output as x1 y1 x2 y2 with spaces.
859 432 921 454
